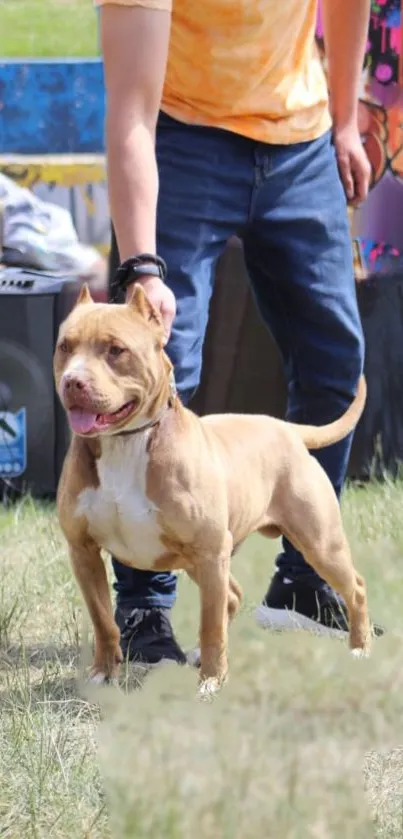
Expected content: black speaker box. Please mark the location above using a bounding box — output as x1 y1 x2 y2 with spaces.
0 267 80 499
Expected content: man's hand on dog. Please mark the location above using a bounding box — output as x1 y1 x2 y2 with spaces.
129 276 176 344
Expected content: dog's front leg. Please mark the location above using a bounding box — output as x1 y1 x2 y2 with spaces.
191 538 232 696
69 541 122 683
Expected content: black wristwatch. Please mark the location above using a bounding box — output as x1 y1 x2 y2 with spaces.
109 253 167 303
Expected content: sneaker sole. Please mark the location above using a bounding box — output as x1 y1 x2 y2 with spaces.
254 604 348 639
186 647 201 669
128 657 187 671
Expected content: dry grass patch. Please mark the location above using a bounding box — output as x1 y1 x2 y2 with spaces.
1 482 403 837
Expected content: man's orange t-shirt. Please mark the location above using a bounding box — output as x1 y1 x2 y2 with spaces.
96 0 331 145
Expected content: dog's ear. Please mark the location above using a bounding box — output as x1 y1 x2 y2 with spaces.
75 283 93 307
127 283 163 329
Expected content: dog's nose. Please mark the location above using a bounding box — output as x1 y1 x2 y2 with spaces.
62 373 88 396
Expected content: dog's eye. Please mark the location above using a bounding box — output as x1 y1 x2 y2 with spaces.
108 345 126 359
58 339 70 354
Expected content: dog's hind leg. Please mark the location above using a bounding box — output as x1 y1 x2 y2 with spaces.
228 542 244 620
303 537 370 654
275 458 371 655
228 572 243 622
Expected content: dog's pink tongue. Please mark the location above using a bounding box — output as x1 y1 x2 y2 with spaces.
68 408 97 434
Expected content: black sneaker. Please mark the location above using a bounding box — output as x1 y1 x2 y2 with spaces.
255 572 384 638
115 606 187 666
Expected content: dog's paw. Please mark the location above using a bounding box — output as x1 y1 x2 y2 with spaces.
88 670 108 685
350 647 370 660
87 669 118 686
197 677 222 702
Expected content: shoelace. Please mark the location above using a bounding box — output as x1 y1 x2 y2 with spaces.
120 608 169 641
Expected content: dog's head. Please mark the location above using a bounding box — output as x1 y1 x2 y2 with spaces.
54 284 173 437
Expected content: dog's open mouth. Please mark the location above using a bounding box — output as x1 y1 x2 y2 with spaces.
67 401 137 435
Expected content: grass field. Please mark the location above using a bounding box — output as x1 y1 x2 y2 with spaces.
0 0 97 58
1 481 403 838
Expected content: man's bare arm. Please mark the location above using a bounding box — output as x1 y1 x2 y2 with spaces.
321 0 370 129
322 0 371 203
100 4 171 261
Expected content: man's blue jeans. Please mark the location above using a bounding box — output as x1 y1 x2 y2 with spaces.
112 112 364 610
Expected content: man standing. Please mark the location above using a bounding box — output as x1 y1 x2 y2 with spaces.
97 0 373 665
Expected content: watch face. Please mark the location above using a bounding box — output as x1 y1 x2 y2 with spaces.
114 259 163 297
132 265 160 281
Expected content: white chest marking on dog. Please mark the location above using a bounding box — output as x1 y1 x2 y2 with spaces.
76 431 165 569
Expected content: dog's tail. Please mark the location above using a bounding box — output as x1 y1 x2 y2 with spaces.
290 375 367 450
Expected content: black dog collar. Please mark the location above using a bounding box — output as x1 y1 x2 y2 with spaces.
115 372 178 437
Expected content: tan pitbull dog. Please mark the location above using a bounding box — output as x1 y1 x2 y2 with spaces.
55 283 371 693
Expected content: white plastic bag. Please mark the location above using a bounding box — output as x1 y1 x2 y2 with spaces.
0 173 99 275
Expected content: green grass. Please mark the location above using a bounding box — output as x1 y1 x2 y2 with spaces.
1 482 403 837
0 0 97 58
